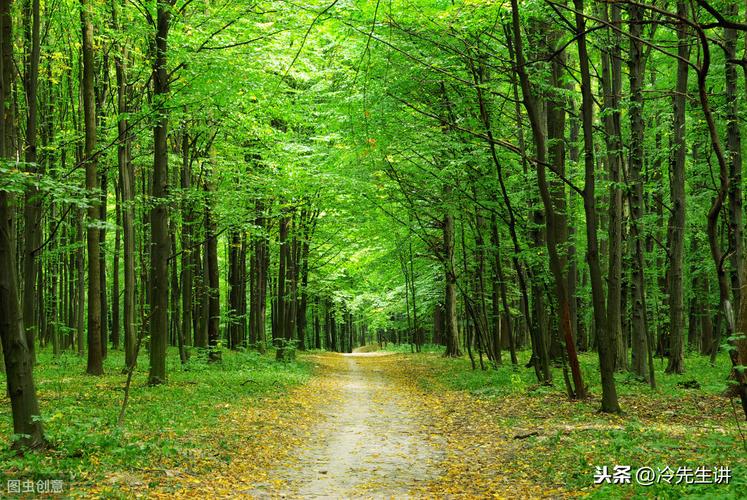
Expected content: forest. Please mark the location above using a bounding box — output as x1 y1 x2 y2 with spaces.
1 0 746 497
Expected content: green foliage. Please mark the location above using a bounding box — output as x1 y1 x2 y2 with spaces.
274 339 298 362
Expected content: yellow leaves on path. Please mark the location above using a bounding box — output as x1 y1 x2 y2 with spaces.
116 352 560 498
107 352 745 499
106 360 332 498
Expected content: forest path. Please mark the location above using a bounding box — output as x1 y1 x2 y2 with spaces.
254 352 444 498
140 352 549 498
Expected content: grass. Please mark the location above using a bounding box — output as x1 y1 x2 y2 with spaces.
2 344 744 497
403 346 747 498
0 347 312 496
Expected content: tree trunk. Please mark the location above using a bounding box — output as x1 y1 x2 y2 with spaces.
250 200 268 352
313 295 321 349
195 240 208 349
276 213 289 341
724 2 744 313
99 170 108 359
21 0 41 365
573 0 619 412
112 178 121 350
443 202 460 357
76 211 85 356
297 211 314 351
239 234 247 347
148 0 174 385
170 220 185 363
695 0 747 419
180 130 193 351
228 229 242 349
81 0 102 375
0 0 45 450
701 274 714 355
286 214 298 344
490 214 517 365
509 0 585 397
0 192 46 450
665 0 689 375
599 2 624 372
206 180 220 362
628 2 652 382
113 0 135 368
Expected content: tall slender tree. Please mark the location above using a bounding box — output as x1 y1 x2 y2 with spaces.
573 0 619 412
0 0 45 450
80 0 102 375
666 0 690 375
148 0 176 384
21 0 41 365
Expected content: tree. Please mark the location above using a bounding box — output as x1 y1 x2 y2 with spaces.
573 0 619 412
21 0 41 365
665 0 690 375
148 0 177 384
510 0 586 398
0 0 45 450
112 0 136 369
628 1 653 383
80 0 102 376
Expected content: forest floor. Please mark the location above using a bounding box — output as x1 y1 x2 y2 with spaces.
132 351 551 498
132 349 747 499
2 348 746 498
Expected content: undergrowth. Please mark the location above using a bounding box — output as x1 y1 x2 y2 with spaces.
405 348 747 498
0 347 311 495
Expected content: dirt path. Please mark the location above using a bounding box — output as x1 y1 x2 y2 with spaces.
115 352 551 498
254 353 444 498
